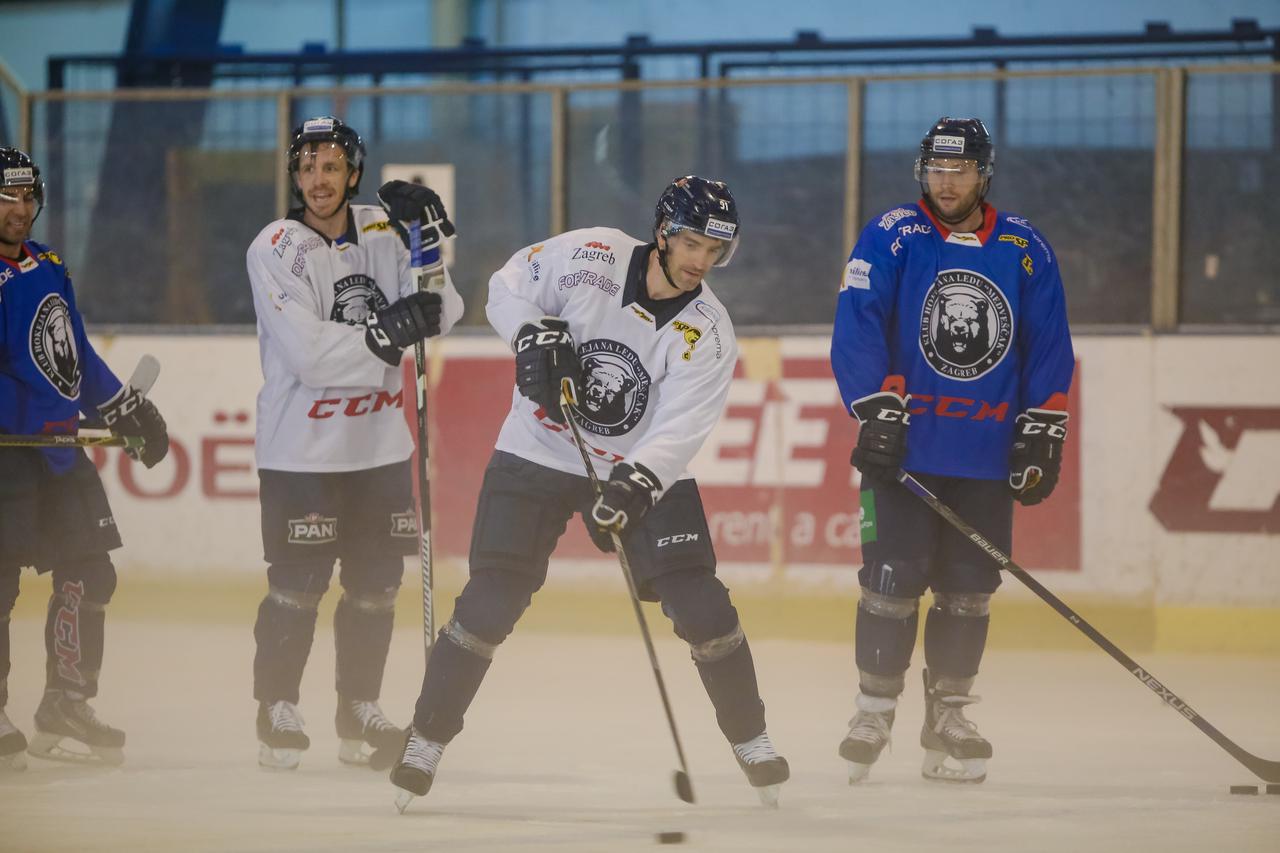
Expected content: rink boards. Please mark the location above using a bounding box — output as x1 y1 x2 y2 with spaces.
79 332 1279 647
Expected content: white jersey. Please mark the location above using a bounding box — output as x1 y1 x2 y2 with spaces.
487 226 739 496
247 203 464 472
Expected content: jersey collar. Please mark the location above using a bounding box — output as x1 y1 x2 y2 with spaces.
0 241 35 271
918 200 997 246
621 243 703 329
287 206 360 247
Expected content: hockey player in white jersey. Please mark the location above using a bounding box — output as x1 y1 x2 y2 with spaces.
391 176 789 808
246 116 463 770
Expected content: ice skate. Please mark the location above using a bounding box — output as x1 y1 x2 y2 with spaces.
257 700 309 770
732 731 790 808
391 727 445 814
838 693 896 783
27 690 125 766
920 669 991 783
0 709 28 771
336 697 403 771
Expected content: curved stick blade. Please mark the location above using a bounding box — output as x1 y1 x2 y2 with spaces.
674 770 695 804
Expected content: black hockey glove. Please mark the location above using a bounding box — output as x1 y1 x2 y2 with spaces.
364 291 443 366
1008 408 1069 506
514 317 580 424
377 180 456 253
582 462 663 553
98 385 169 469
849 389 912 484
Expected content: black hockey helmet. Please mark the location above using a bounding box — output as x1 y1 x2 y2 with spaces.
286 115 366 203
915 117 994 225
0 147 46 223
653 175 740 267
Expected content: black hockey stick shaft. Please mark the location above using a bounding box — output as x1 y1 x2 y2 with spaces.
409 220 435 664
0 433 143 450
559 378 696 804
897 469 1280 783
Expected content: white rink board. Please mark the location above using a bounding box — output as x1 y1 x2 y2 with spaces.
85 333 1280 605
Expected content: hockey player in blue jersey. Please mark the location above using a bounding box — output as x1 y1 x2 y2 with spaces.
830 118 1074 784
0 148 169 769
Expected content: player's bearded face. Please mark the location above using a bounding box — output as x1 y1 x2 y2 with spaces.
924 158 985 224
295 143 356 220
0 187 37 249
662 231 725 290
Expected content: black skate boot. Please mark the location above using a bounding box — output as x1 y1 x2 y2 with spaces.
28 689 125 766
391 726 446 814
0 708 28 771
838 693 896 783
732 731 790 808
336 697 404 771
920 668 992 783
257 700 310 770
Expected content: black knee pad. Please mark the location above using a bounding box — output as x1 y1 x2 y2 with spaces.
651 569 738 647
449 569 540 647
267 559 335 599
52 555 117 606
924 592 991 680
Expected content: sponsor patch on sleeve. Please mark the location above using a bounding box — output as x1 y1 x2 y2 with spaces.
842 258 872 290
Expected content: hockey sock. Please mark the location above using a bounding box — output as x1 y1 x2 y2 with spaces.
923 599 990 681
253 589 321 705
334 589 397 700
694 637 767 745
854 593 919 697
412 628 493 744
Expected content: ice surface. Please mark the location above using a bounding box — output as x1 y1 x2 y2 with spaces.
2 618 1277 852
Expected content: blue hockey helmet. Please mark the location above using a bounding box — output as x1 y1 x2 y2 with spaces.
287 115 366 203
654 175 740 267
0 147 45 224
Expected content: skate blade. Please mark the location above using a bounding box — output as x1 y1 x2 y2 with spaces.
846 760 873 784
258 742 302 770
338 738 372 767
28 732 123 767
921 749 986 784
0 750 28 771
754 783 782 809
394 789 415 814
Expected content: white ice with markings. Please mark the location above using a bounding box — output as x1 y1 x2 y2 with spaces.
1 619 1277 852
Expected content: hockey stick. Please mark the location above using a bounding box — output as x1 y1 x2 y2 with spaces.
559 378 696 804
408 220 439 664
0 355 161 453
895 469 1280 784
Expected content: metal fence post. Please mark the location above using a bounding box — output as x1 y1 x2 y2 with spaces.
1151 67 1186 332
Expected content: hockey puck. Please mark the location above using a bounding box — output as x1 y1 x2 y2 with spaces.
1229 785 1259 795
1267 784 1280 795
655 831 686 844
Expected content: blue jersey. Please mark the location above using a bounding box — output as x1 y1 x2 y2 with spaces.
830 201 1074 480
0 240 122 474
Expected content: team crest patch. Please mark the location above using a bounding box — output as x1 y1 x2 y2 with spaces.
29 293 81 399
288 513 337 544
918 269 1013 381
574 339 652 437
330 274 388 325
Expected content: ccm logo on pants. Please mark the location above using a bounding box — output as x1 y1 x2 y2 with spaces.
657 533 700 547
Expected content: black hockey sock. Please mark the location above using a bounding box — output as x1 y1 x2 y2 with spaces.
412 632 493 744
44 585 106 698
923 604 989 681
253 594 320 705
695 639 767 745
854 603 918 696
334 592 395 701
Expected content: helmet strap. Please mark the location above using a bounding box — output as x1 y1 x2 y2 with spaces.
655 233 681 291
